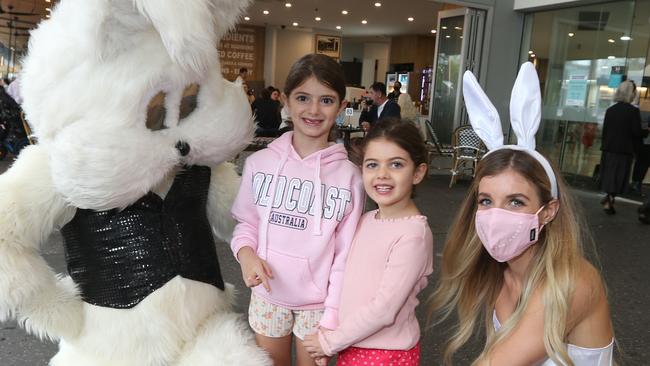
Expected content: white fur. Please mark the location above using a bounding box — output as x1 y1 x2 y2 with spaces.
208 162 244 243
22 0 253 210
48 280 264 366
0 146 81 341
1 0 270 364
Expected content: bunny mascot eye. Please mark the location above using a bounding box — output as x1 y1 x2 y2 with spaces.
0 0 271 365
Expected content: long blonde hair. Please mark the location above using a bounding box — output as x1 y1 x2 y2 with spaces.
429 149 590 366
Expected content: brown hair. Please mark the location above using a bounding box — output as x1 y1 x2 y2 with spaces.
361 118 429 195
363 118 428 167
284 54 346 104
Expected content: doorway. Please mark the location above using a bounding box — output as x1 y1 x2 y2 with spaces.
429 7 487 144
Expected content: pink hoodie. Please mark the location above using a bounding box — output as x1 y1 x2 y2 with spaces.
231 132 364 329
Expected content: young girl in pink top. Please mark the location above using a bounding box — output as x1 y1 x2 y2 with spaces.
304 118 434 365
230 54 365 366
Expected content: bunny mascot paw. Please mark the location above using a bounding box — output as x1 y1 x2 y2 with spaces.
0 0 271 365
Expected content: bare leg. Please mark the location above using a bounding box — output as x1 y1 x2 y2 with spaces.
256 334 292 366
295 337 320 366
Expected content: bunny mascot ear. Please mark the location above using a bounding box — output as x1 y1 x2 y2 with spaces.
133 0 252 72
510 62 542 149
462 70 504 151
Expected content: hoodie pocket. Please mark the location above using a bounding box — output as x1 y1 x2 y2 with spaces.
266 248 324 306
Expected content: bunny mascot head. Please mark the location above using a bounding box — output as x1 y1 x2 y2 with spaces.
462 62 558 198
0 0 271 365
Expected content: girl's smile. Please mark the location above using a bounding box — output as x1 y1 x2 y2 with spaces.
284 76 346 144
363 138 427 218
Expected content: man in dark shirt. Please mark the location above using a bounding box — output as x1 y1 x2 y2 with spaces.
387 81 402 101
359 82 401 131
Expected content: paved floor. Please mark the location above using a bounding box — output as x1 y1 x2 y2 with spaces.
0 157 648 365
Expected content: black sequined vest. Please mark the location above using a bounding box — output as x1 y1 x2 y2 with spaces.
61 165 225 309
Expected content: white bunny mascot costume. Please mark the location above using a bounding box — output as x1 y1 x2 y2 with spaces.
0 0 271 365
462 62 559 198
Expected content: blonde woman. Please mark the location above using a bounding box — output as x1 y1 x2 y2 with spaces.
397 92 418 122
429 63 614 366
429 149 614 366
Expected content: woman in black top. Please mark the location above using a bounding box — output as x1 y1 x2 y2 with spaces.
252 88 281 137
599 80 648 214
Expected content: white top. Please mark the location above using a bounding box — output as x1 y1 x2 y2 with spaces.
493 311 614 366
377 99 389 118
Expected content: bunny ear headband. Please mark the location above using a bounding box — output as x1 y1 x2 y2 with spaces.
462 62 558 198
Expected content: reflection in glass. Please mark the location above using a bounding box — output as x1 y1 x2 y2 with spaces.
431 15 464 144
523 1 650 180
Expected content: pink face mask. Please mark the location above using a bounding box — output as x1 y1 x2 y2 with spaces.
475 206 546 262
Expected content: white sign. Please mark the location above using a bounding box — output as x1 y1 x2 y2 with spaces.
566 75 588 107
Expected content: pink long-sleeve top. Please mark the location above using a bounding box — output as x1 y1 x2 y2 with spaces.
230 132 365 329
318 210 434 355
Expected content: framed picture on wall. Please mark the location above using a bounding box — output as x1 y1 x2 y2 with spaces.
315 34 341 59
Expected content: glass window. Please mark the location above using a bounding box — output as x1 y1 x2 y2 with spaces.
522 1 649 178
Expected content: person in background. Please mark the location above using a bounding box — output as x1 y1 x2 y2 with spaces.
599 80 648 214
252 88 281 137
631 115 650 195
358 82 400 131
235 67 248 84
304 119 432 366
268 86 281 102
630 81 646 194
6 75 22 105
230 53 364 366
243 82 255 105
387 81 402 101
397 92 418 123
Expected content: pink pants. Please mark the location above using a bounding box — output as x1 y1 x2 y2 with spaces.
336 342 421 366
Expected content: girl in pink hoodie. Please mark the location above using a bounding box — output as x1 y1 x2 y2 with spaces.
303 119 434 366
231 54 365 366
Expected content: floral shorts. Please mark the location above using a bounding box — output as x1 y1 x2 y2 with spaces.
248 292 324 340
336 342 421 366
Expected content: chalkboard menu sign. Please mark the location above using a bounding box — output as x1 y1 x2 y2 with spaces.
218 25 265 82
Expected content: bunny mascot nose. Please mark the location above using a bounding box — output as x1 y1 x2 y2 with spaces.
175 141 191 156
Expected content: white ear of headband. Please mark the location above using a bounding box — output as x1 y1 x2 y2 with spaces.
462 70 503 151
510 62 541 150
462 62 558 198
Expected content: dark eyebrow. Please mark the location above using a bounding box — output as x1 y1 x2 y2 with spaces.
294 91 337 100
477 192 531 200
506 193 530 200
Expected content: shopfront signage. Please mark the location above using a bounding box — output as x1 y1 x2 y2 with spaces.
608 65 626 89
218 25 265 81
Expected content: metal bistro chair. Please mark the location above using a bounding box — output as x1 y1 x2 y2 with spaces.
423 119 453 171
449 125 485 188
424 119 452 157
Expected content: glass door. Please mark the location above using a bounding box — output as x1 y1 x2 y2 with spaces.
429 8 487 144
521 1 644 178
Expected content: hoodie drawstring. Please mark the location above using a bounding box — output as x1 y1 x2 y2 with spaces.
313 153 323 236
260 148 290 260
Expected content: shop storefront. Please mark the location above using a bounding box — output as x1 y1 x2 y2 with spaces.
520 0 650 180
